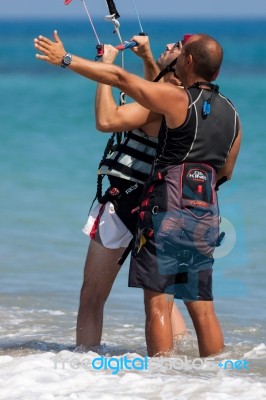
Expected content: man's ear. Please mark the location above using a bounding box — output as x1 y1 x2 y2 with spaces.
187 54 193 65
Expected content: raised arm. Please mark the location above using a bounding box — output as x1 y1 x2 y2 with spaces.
95 44 161 133
130 35 160 81
34 31 187 129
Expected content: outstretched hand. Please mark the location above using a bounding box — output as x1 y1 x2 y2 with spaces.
34 31 66 65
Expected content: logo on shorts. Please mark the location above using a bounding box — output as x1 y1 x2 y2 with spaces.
109 187 120 196
187 169 207 182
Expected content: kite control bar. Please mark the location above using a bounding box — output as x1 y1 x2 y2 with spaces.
95 41 138 60
115 41 137 50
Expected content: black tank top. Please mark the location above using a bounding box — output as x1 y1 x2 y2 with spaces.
155 85 239 171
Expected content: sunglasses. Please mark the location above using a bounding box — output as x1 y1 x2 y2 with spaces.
171 34 194 50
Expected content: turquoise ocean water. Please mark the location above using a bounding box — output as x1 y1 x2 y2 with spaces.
0 18 266 399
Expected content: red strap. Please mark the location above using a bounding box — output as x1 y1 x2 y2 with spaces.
89 204 105 240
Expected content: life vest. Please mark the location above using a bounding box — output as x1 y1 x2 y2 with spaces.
98 129 158 184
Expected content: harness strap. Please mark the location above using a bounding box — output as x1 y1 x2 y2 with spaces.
153 58 178 82
118 238 134 266
114 144 155 164
144 169 167 187
88 133 117 213
103 159 149 182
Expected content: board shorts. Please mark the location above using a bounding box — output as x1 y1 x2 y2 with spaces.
83 201 133 249
83 176 144 250
129 163 221 301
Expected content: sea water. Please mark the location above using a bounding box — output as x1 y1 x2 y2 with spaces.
0 18 266 399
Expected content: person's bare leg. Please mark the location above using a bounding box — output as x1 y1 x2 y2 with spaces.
144 290 174 356
171 302 187 339
185 300 224 357
76 240 124 348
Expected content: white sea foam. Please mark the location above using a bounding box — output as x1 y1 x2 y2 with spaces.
37 310 66 316
244 343 266 359
0 351 266 400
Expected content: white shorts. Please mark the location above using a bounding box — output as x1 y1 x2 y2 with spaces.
82 202 133 249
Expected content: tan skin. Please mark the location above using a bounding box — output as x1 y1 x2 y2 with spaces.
34 32 241 357
95 37 183 135
34 31 187 129
77 39 187 349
